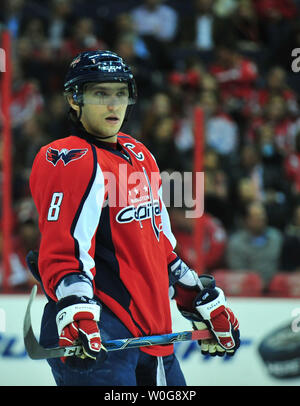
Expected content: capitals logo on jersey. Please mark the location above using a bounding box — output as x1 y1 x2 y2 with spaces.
116 167 163 241
46 147 88 166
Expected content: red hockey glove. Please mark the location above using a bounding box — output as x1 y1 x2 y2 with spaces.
56 295 107 370
193 288 240 356
191 321 227 356
169 258 240 356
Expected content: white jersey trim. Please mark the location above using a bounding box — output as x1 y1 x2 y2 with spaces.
73 163 105 280
156 356 167 386
158 186 177 249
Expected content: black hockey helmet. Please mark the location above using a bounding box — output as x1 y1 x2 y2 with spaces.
64 50 137 106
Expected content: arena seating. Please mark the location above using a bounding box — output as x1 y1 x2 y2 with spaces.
211 269 264 297
267 272 300 298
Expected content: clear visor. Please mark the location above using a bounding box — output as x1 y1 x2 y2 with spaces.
82 85 135 106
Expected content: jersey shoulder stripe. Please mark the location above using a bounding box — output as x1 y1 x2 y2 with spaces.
71 145 105 280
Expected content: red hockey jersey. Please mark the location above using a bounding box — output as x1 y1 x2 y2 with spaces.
30 127 177 356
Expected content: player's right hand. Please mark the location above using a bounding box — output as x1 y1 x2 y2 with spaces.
56 295 107 370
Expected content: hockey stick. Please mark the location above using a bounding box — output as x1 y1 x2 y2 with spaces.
24 285 213 360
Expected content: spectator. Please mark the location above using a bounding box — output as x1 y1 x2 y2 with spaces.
203 148 234 230
44 91 70 139
47 0 75 51
130 0 177 71
226 201 283 288
256 123 284 167
263 67 298 116
169 208 227 272
252 0 298 56
108 12 150 60
197 89 239 160
235 177 257 219
201 72 218 92
246 66 299 118
223 0 262 52
16 196 39 225
2 0 27 39
201 213 227 271
231 143 290 229
284 131 300 197
168 57 204 96
16 217 40 257
0 223 35 291
16 17 53 93
113 33 156 103
145 115 183 172
167 57 206 117
213 0 239 17
139 91 174 142
58 17 107 60
177 0 229 52
252 0 298 20
15 115 51 189
2 60 44 130
281 204 300 271
246 95 295 156
130 0 178 43
209 44 258 114
0 132 28 204
167 59 208 163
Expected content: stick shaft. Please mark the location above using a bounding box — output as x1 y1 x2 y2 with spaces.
23 285 212 360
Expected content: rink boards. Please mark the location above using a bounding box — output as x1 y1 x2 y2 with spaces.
0 293 299 386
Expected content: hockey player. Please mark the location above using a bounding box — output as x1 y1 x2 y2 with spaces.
29 50 240 386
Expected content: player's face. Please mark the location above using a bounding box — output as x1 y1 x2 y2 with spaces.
75 82 129 141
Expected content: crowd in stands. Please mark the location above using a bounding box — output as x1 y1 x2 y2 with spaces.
1 0 300 296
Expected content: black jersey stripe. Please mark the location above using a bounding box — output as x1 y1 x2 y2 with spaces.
94 201 146 336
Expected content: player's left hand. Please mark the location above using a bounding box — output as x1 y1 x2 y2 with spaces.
168 261 240 356
194 289 240 356
199 339 226 356
193 313 240 357
191 320 225 356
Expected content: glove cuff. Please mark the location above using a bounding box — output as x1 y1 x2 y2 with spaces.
194 287 226 320
56 295 101 336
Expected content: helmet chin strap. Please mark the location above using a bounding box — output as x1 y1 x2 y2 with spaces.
78 105 83 121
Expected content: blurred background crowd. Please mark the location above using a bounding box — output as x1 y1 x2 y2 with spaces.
1 0 300 296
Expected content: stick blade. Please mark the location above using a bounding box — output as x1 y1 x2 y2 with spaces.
23 285 39 358
23 285 83 360
23 285 49 360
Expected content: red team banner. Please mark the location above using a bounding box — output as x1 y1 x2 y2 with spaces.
193 107 205 275
1 30 12 292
